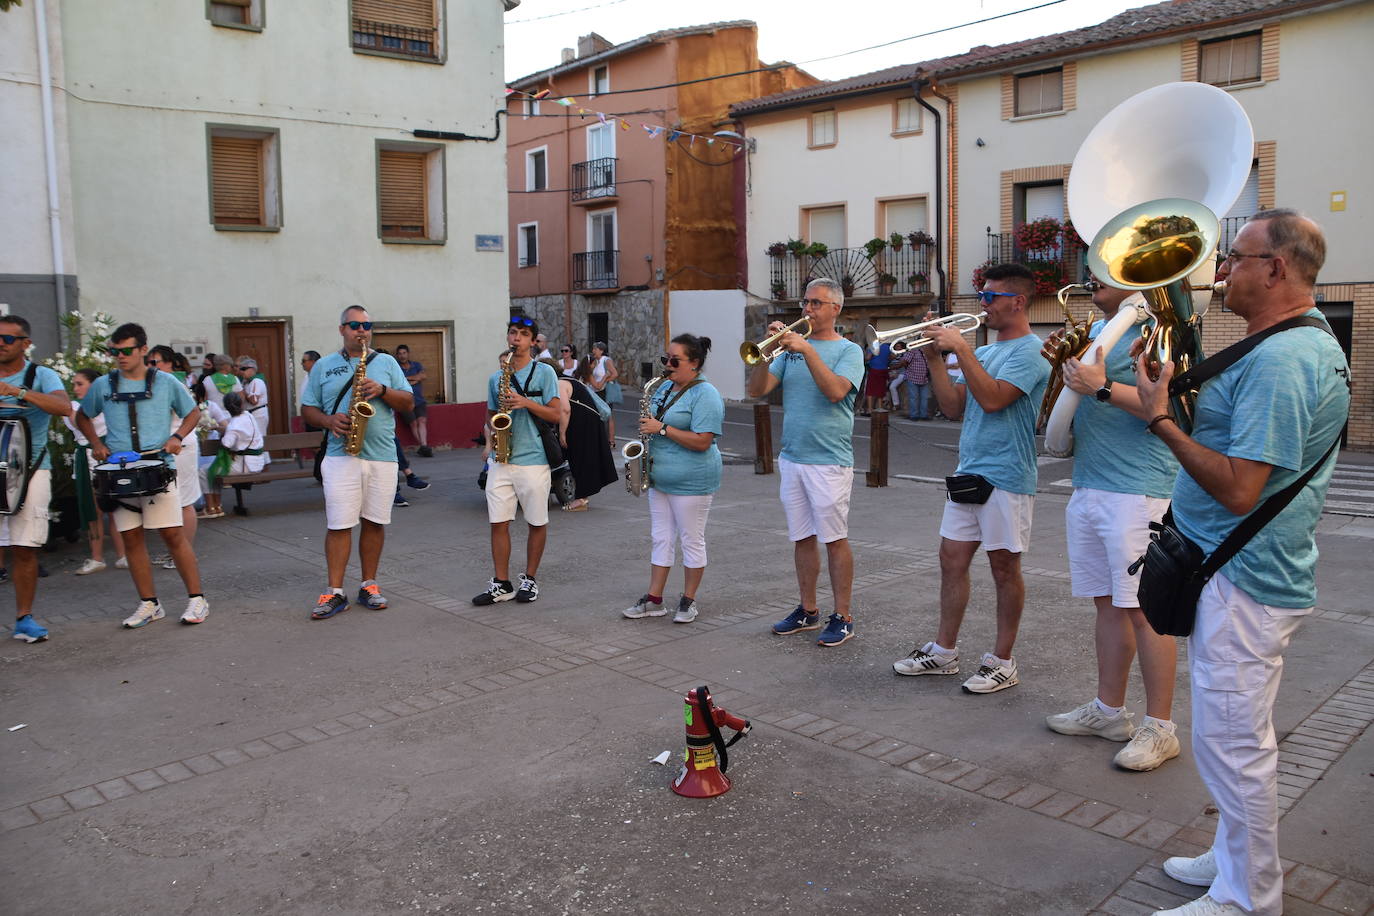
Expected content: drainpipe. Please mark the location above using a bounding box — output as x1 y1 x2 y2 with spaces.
912 76 947 315
35 0 69 328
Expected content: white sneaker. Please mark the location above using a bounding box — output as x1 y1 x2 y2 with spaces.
115 556 129 569
622 595 667 619
673 598 698 624
961 653 1019 694
1152 893 1244 915
1046 701 1135 741
1115 721 1181 771
892 641 959 676
180 596 209 625
122 600 165 629
162 556 178 570
74 558 107 576
1162 849 1217 887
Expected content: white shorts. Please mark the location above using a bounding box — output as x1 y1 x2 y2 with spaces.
1 469 50 548
779 456 852 544
939 486 1034 553
485 462 551 526
113 478 184 533
322 455 395 529
1066 487 1171 606
176 437 202 507
648 489 713 568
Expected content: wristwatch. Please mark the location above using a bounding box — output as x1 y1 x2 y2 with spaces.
658 425 669 437
17 386 28 403
1094 380 1113 402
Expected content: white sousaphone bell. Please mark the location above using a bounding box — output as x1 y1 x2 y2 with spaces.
1041 82 1254 457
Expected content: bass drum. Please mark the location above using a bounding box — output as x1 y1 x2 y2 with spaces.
1042 300 1148 458
0 417 31 515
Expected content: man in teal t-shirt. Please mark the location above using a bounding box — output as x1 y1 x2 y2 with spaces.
1137 211 1350 916
0 314 71 645
747 278 865 649
472 315 562 608
1042 281 1184 774
892 263 1049 696
301 305 413 620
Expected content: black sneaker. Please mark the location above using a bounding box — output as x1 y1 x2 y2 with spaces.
417 446 433 458
406 474 430 490
514 574 539 603
473 578 515 606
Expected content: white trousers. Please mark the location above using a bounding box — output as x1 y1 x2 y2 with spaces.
1190 572 1309 916
648 489 713 568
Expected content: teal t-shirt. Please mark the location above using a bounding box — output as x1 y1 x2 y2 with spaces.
769 337 865 467
1071 316 1179 498
954 334 1050 495
81 369 197 467
1173 314 1350 608
487 359 559 467
303 350 411 462
647 378 724 496
0 363 65 470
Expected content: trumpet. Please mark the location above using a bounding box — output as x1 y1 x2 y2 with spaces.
740 317 811 365
861 312 985 355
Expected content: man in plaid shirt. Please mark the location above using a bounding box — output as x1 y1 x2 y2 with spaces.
897 347 932 420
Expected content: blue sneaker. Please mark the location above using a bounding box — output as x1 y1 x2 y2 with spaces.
405 474 429 490
772 606 821 635
12 614 48 643
816 614 855 647
393 491 409 507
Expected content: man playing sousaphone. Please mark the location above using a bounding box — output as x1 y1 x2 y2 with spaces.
0 315 70 644
76 322 209 628
1041 277 1183 771
891 264 1049 693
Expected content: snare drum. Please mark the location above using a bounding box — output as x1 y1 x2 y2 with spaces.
0 417 32 515
93 456 174 502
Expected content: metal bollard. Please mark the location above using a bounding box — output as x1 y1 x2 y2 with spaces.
866 410 888 487
753 402 774 475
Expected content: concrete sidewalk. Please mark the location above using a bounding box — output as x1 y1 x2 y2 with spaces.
2 447 1371 915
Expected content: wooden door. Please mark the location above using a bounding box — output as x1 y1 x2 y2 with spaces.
370 329 446 403
226 321 289 434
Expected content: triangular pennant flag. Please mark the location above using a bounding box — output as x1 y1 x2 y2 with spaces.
557 97 574 107
532 89 551 100
504 88 515 97
667 130 680 143
597 111 607 124
706 137 715 145
689 135 696 147
619 119 629 130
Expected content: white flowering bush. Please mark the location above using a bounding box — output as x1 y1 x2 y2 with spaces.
41 311 116 504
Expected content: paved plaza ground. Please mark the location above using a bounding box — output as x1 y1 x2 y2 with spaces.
2 444 1372 915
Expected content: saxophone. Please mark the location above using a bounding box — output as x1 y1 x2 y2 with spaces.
621 373 670 495
489 347 516 463
343 347 376 456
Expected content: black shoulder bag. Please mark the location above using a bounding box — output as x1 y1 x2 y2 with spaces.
313 352 376 482
509 364 575 505
1132 316 1345 637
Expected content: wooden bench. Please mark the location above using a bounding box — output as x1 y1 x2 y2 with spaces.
220 431 322 515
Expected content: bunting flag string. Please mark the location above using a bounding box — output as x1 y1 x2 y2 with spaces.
504 87 747 154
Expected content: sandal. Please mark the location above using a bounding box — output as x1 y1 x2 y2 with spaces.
562 500 589 512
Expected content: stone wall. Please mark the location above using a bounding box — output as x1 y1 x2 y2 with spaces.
513 289 666 392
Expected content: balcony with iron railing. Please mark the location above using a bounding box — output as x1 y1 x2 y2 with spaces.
982 225 1089 296
571 158 617 203
766 239 934 302
573 250 618 291
352 18 438 61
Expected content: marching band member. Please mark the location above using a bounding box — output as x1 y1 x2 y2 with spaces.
621 334 724 624
472 316 561 606
748 278 866 648
891 263 1049 692
1 314 70 643
300 306 412 620
76 322 208 628
1043 279 1183 771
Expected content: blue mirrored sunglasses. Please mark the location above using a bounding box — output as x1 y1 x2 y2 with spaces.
509 316 535 328
0 334 30 345
977 290 1019 305
344 320 374 331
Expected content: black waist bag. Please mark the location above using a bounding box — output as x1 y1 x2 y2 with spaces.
946 473 993 505
1131 515 1207 637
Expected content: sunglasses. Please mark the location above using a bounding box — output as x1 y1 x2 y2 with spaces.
560 348 571 353
108 346 140 356
238 366 252 371
977 290 1020 305
509 316 535 328
0 334 30 345
658 355 683 368
343 321 374 331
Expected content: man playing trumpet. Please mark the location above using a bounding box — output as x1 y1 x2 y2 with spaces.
747 278 866 647
892 263 1050 693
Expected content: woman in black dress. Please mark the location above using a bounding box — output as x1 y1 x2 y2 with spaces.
553 359 619 511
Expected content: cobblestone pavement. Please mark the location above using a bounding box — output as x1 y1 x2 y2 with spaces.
2 447 1371 915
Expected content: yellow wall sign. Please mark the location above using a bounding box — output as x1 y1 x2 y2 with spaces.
1331 191 1347 212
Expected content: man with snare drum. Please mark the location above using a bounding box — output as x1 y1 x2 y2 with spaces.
0 314 71 644
76 322 208 628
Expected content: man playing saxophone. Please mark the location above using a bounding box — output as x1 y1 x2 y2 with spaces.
301 305 412 620
472 315 561 606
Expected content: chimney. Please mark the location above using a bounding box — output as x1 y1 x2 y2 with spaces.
561 47 575 64
577 32 613 58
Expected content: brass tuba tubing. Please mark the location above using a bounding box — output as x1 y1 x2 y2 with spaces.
740 317 812 365
862 312 985 355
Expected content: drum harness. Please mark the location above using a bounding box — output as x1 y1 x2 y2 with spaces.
100 368 171 514
0 363 45 515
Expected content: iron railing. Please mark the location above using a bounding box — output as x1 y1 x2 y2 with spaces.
984 227 1089 293
573 250 618 290
352 18 438 60
571 157 617 202
1217 215 1249 262
766 241 934 301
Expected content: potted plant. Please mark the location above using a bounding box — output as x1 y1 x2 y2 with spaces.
766 241 787 258
1015 217 1063 254
805 242 829 259
888 231 905 251
907 229 934 247
841 275 855 297
908 271 927 292
786 238 807 258
771 281 788 300
877 272 898 295
862 237 887 259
